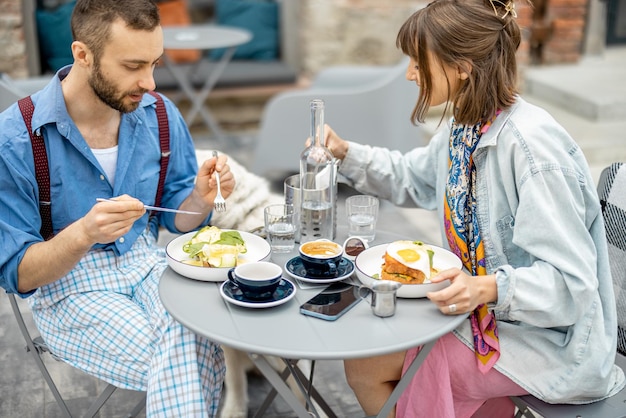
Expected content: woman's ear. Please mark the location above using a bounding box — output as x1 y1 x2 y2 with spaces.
457 60 473 80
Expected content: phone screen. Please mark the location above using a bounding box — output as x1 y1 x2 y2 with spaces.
299 282 362 321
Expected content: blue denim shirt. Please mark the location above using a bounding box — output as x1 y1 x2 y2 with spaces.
339 97 625 403
0 67 210 296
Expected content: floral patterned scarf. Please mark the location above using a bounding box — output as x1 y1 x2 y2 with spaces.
443 116 500 373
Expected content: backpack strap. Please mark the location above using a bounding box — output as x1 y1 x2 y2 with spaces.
148 91 170 208
18 96 54 241
18 92 171 242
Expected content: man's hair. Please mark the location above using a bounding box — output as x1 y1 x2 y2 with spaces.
71 0 160 61
396 0 522 125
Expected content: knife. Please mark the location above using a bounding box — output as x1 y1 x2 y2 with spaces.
96 198 202 215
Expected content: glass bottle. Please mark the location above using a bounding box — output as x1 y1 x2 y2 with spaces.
299 99 337 242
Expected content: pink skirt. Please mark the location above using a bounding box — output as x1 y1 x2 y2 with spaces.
396 333 528 418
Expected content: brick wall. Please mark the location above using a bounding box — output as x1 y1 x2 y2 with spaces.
299 0 421 76
300 0 536 73
543 0 589 63
0 0 29 78
298 0 590 67
0 0 592 80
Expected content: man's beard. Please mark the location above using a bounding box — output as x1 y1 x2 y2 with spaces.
89 62 146 114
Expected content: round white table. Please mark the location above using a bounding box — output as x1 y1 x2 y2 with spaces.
159 229 467 417
161 24 252 139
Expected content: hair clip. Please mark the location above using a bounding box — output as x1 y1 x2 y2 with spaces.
489 0 517 19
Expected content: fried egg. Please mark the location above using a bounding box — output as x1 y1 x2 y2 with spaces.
386 240 433 280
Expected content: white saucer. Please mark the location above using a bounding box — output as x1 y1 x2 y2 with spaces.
220 278 296 308
284 256 355 284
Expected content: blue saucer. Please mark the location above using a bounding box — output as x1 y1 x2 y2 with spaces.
220 278 296 308
284 256 354 284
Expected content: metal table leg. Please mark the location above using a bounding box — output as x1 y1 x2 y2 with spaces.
249 354 343 418
161 48 236 140
249 353 317 418
287 360 338 418
253 366 290 418
374 341 436 418
185 46 236 130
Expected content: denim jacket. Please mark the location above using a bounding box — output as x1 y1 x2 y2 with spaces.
339 97 625 403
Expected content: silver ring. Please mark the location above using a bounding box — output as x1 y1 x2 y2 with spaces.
448 303 457 313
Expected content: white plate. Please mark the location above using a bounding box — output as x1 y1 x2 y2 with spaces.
220 278 296 308
354 243 462 298
166 230 271 282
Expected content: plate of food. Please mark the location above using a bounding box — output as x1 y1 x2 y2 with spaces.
354 240 463 298
166 226 271 281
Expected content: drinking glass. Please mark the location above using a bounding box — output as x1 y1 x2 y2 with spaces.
264 204 298 253
346 195 379 242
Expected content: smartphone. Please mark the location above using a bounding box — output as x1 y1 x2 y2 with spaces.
299 282 362 321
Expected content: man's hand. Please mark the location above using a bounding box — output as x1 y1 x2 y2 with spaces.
170 153 236 233
17 194 146 292
85 195 146 244
194 153 235 209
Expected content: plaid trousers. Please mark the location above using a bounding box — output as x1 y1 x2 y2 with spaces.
29 232 226 417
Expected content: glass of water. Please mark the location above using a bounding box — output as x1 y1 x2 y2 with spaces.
346 195 379 242
264 204 299 253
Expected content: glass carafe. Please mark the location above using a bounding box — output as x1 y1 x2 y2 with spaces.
299 99 337 242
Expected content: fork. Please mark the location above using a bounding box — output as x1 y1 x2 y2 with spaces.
212 150 227 213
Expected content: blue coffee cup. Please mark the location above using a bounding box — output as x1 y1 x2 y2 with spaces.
227 261 283 299
298 239 343 277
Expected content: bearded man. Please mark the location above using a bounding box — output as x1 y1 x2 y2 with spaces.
0 0 234 415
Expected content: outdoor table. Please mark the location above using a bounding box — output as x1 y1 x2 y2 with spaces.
159 228 467 417
161 24 252 140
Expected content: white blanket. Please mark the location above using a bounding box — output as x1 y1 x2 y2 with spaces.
158 149 283 248
195 149 283 233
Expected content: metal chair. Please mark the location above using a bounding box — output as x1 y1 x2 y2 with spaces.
7 292 146 417
0 72 51 112
512 162 626 418
0 75 24 112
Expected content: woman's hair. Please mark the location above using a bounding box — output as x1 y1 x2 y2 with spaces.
396 0 523 125
71 0 161 62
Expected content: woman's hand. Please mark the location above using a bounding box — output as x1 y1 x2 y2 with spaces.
426 268 498 315
305 124 350 161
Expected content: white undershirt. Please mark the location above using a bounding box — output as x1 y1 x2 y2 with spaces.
92 146 119 187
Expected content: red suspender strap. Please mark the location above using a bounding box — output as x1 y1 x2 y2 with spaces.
18 96 54 241
148 91 170 208
18 92 170 241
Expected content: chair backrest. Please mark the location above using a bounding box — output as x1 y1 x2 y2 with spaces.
0 73 52 113
597 162 626 355
250 58 426 179
0 76 25 112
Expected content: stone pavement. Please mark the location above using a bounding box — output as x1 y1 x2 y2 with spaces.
1 46 625 417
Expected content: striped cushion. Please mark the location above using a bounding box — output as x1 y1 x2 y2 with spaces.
598 162 626 356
